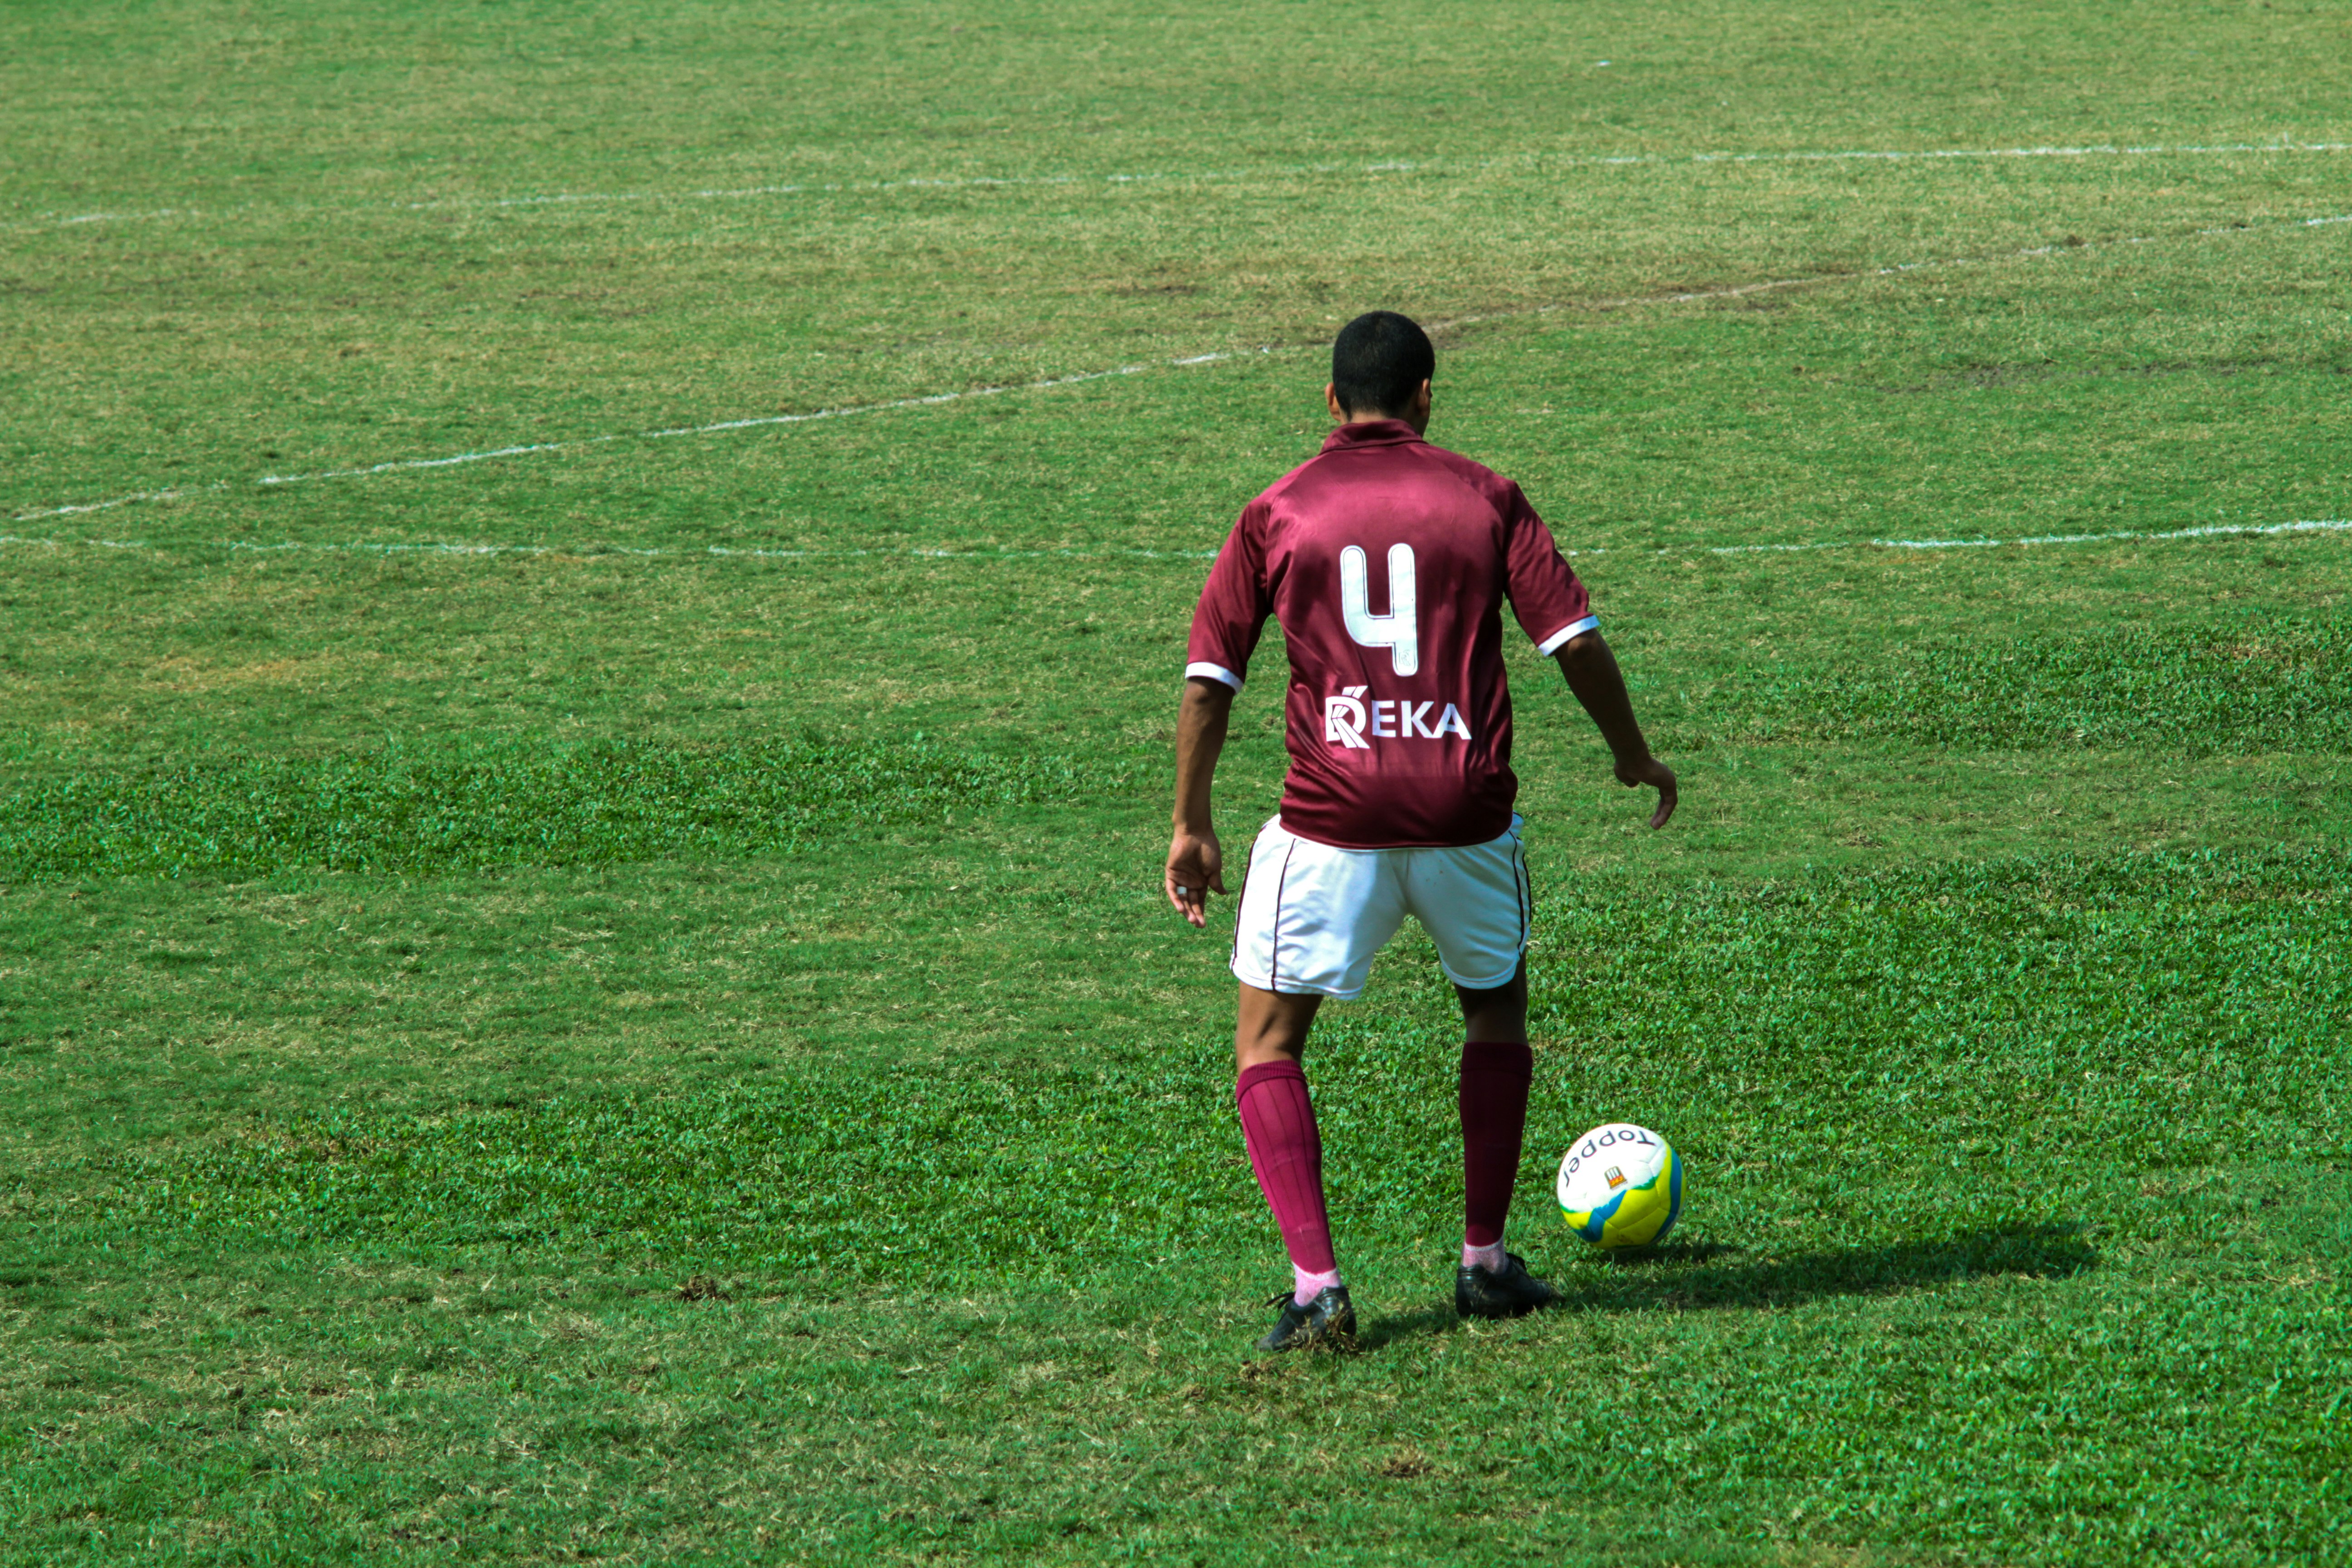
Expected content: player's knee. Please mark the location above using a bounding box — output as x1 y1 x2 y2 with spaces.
1235 984 1319 1066
1234 1036 1308 1073
1453 956 1529 1036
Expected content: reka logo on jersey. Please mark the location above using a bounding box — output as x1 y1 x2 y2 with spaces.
1324 685 1473 749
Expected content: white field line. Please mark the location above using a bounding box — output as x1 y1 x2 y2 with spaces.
11 206 2349 526
3 517 2346 568
9 353 1264 523
10 139 2350 234
1429 209 2352 333
1702 517 2352 556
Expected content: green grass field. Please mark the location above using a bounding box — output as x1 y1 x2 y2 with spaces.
4 2 2350 1562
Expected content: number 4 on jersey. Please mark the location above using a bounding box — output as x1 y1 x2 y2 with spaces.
1340 544 1419 676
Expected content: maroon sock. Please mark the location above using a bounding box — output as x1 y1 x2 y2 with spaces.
1235 1060 1338 1279
1460 1039 1534 1249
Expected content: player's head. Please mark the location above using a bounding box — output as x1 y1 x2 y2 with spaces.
1328 311 1435 426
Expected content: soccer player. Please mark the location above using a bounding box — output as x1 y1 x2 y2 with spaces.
1165 311 1677 1352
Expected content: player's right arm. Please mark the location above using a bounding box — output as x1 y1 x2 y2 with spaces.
1555 630 1678 829
1166 676 1235 927
1167 506 1271 927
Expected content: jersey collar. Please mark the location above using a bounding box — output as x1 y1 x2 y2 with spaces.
1320 418 1424 453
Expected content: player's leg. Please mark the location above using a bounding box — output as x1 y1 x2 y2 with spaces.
1233 984 1339 1312
1454 957 1534 1269
1402 817 1558 1317
1227 819 1405 1350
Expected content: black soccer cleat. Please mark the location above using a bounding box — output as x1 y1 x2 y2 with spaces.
1255 1285 1358 1353
1455 1252 1558 1319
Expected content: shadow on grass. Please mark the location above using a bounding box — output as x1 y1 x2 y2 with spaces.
1357 1225 2097 1351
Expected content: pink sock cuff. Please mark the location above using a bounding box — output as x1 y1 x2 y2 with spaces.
1462 1239 1508 1272
1236 1058 1308 1102
1293 1264 1343 1306
1461 1039 1534 1079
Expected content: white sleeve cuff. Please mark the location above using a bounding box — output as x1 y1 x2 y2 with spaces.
1536 615 1601 656
1185 661 1245 691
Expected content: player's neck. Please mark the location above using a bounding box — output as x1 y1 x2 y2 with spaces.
1335 411 1431 437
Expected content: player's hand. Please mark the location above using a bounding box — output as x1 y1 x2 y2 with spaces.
1165 828 1227 928
1616 754 1678 828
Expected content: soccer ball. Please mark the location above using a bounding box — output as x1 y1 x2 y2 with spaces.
1557 1123 1682 1248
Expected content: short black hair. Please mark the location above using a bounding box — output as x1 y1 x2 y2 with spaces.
1331 310 1435 418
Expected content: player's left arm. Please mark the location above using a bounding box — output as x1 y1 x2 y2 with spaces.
1497 480 1677 828
1166 676 1235 927
1554 630 1677 829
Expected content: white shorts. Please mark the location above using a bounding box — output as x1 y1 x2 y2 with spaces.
1230 815 1531 999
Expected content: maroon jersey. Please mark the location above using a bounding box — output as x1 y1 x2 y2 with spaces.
1186 419 1596 849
